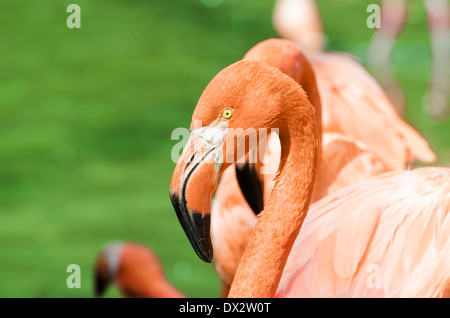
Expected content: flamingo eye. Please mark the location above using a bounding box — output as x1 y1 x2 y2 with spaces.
221 107 234 120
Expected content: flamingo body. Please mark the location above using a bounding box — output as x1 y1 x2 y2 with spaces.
280 167 450 298
244 39 436 169
211 132 390 290
310 52 436 169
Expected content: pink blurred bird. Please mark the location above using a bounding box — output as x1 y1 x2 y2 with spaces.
273 0 450 120
368 0 450 120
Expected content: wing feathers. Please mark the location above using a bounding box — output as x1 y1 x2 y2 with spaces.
279 168 450 297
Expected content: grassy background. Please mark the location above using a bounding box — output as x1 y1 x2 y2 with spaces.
0 0 448 297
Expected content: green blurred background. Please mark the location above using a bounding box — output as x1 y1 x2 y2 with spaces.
0 0 448 297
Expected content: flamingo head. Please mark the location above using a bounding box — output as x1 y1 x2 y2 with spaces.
244 38 309 85
93 242 166 297
94 242 124 297
169 60 302 262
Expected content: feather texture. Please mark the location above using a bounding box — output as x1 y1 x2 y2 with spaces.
279 168 450 297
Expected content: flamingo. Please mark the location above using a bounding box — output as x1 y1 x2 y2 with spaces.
210 38 434 294
212 132 389 296
94 242 185 298
274 0 449 120
368 0 450 120
307 50 436 170
243 39 436 170
272 0 325 53
169 59 450 297
367 0 409 115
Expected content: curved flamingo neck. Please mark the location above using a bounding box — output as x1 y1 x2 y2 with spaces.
296 58 322 137
118 246 187 298
228 89 320 297
120 270 186 298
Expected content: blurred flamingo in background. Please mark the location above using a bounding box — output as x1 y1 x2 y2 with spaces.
368 0 450 120
273 0 325 53
210 39 437 295
367 0 409 114
169 59 450 297
273 0 449 120
273 2 436 168
94 242 185 298
308 51 436 169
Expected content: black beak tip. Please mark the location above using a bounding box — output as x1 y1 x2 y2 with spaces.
94 287 106 298
170 192 213 263
93 269 110 298
194 240 213 263
190 210 213 263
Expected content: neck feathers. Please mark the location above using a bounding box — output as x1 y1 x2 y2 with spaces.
229 89 320 297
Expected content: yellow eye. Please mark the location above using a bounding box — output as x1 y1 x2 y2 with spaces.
221 107 234 120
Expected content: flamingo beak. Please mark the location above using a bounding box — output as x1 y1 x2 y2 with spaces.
94 254 112 297
169 127 225 263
